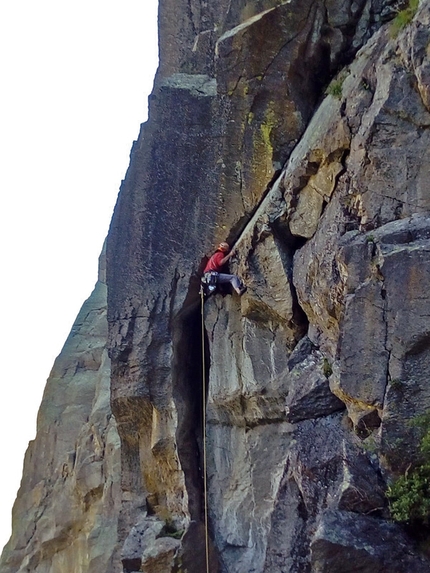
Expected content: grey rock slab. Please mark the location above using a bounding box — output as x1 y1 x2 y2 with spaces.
0 253 122 573
285 350 344 423
141 537 181 573
264 414 385 571
205 296 293 426
207 421 294 573
310 509 430 573
335 279 389 413
334 216 430 445
121 516 163 567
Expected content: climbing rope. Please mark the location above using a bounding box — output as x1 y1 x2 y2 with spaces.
200 286 210 573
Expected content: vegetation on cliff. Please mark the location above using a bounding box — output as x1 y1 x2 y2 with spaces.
388 412 430 526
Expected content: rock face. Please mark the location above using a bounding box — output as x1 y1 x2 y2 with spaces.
3 0 430 572
0 248 122 573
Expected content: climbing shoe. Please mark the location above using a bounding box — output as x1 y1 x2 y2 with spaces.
237 285 247 296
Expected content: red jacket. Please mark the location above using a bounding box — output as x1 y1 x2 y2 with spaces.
204 251 226 273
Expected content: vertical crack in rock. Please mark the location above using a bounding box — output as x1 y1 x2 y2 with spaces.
170 282 221 572
379 258 392 421
172 299 208 523
264 460 310 572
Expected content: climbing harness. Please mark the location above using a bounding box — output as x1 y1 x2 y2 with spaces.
202 271 219 296
200 285 210 573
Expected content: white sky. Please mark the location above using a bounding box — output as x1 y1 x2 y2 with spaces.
0 0 159 553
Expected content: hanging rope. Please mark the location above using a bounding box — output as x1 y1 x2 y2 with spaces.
201 286 210 573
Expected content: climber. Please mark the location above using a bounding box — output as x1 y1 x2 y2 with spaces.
202 242 247 296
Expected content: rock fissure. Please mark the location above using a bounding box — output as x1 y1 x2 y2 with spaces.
172 305 207 522
371 188 430 210
256 20 311 84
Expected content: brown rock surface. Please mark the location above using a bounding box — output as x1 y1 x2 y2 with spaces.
3 1 430 572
